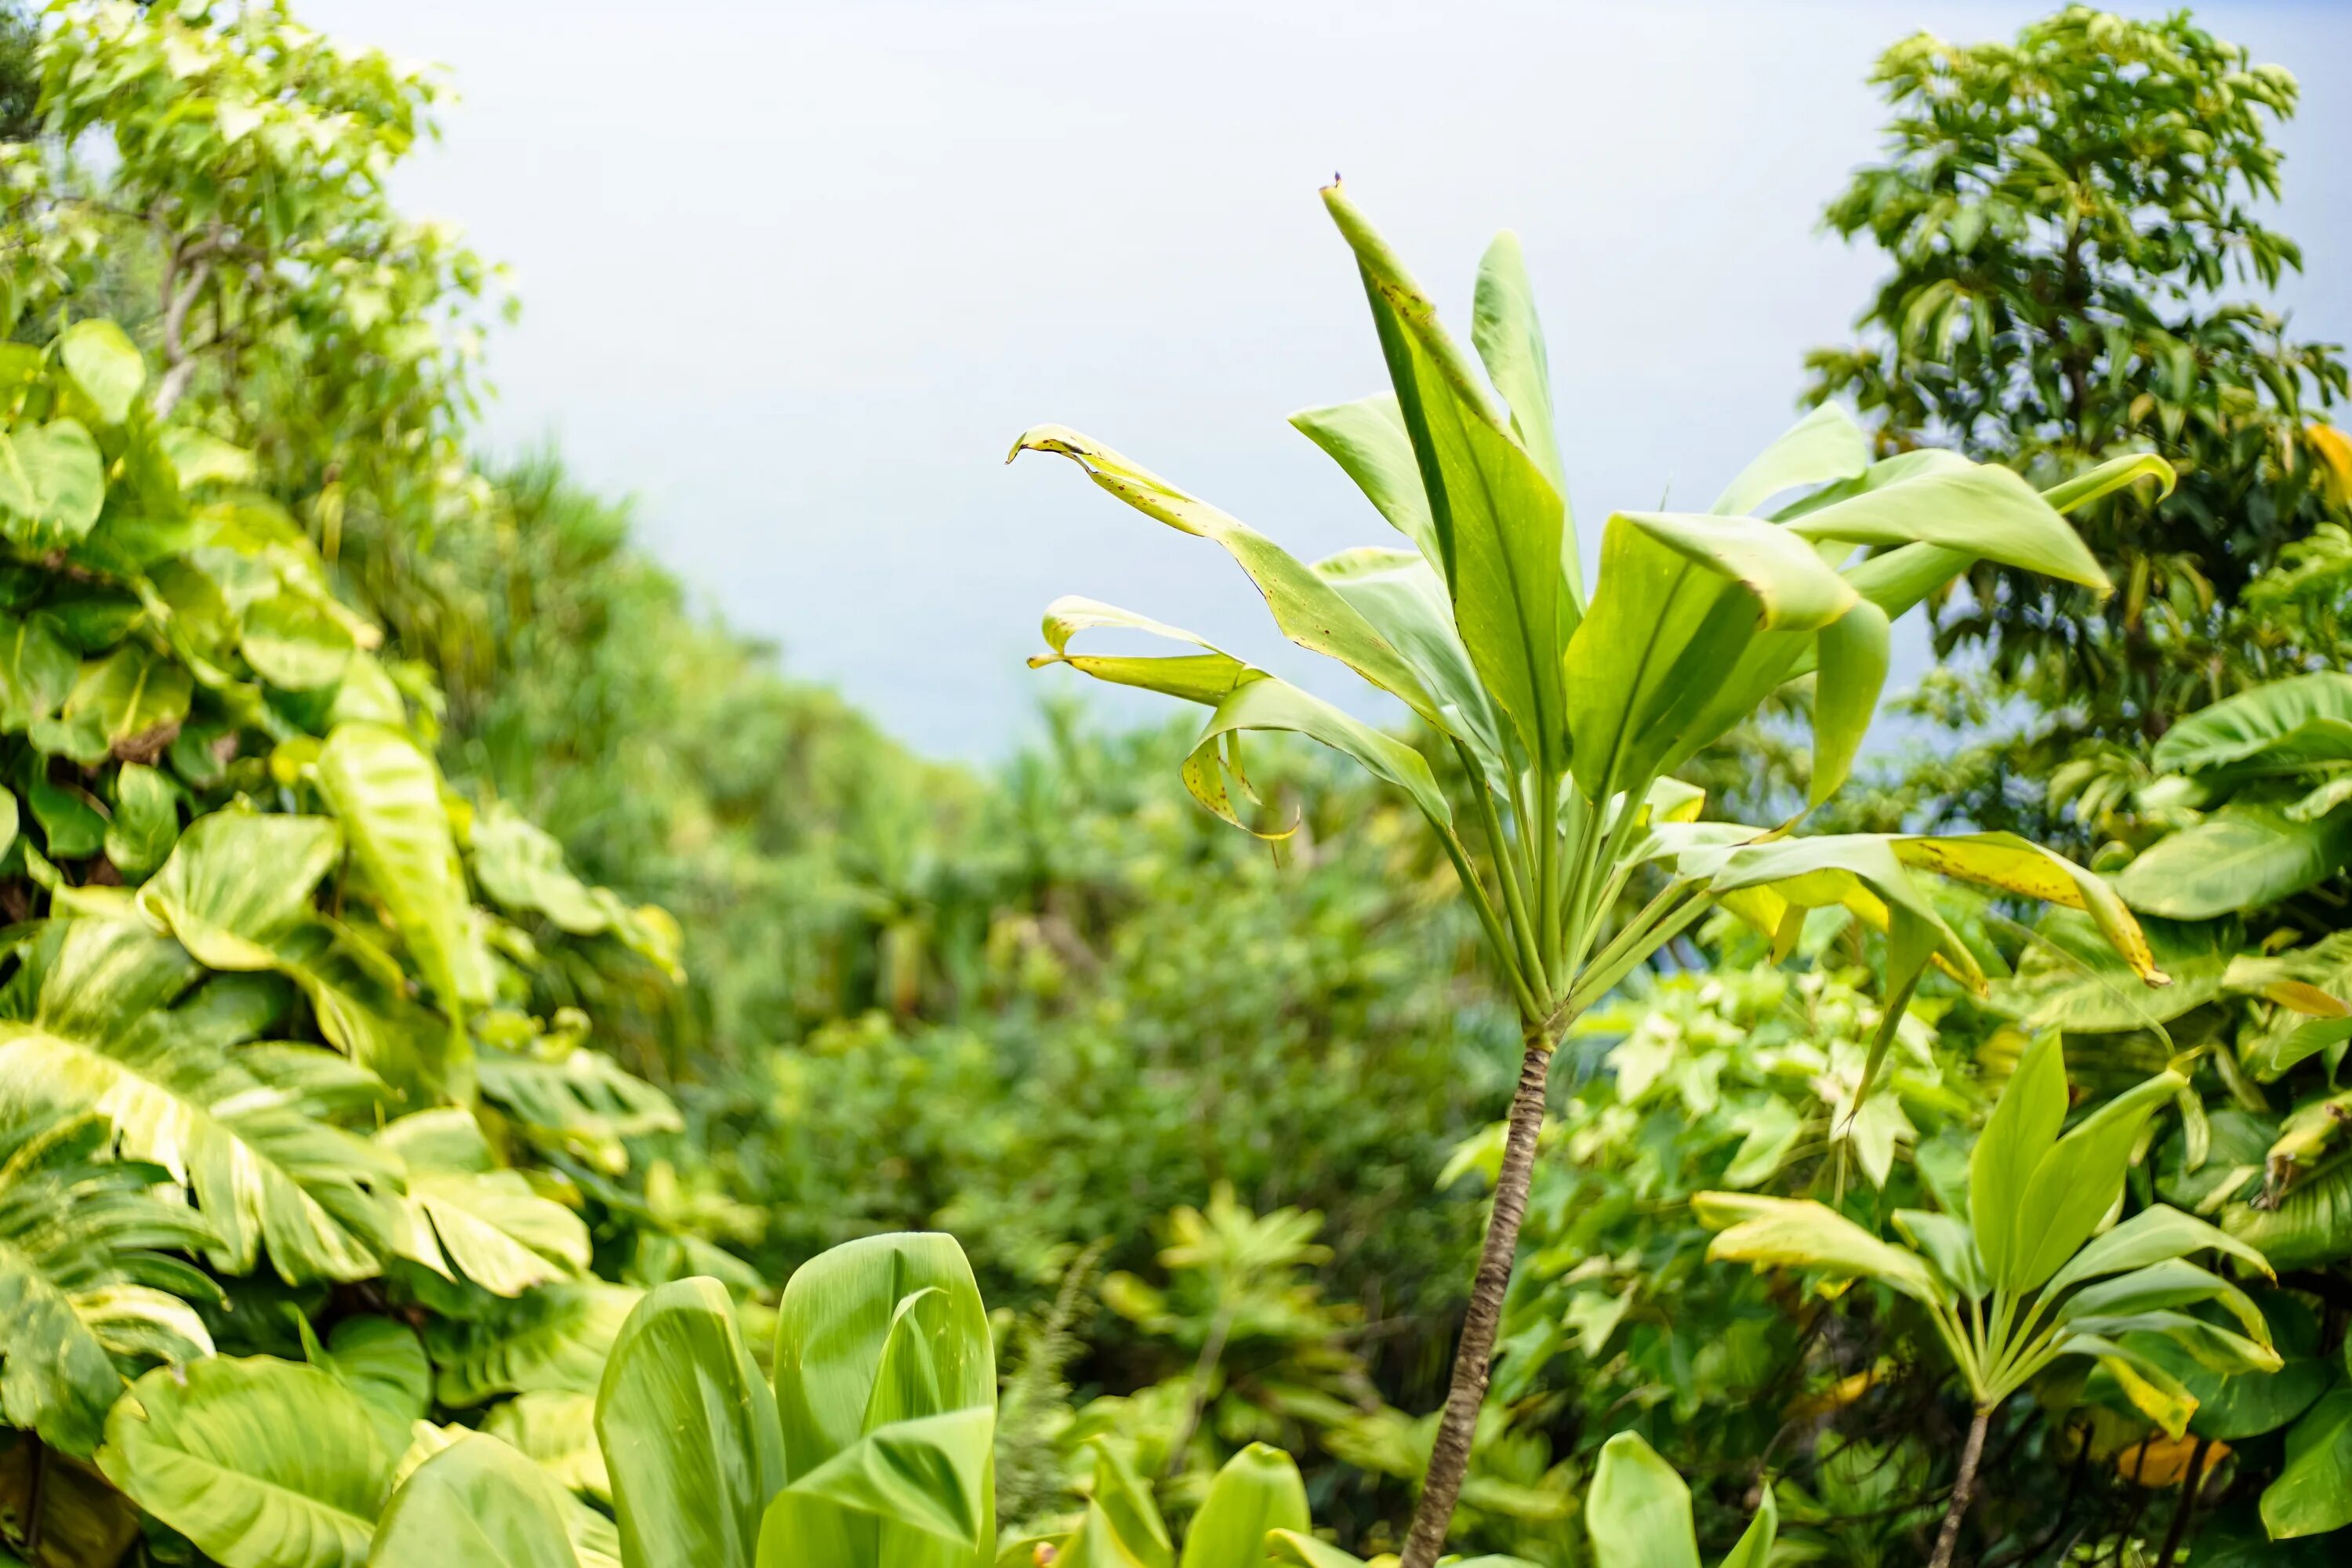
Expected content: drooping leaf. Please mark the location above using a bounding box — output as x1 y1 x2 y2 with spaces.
1290 394 1442 569
1714 403 1870 518
1692 1193 1936 1301
761 1407 995 1561
1782 450 2111 591
381 1109 590 1297
1892 833 2163 984
98 1356 390 1568
2149 672 2352 777
2040 1205 2274 1298
1810 598 1889 804
597 1276 786 1568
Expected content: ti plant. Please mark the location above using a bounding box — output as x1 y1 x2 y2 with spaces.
1016 182 2171 1565
1696 1034 2281 1568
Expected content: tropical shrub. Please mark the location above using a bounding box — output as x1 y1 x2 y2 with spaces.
1019 180 2165 1564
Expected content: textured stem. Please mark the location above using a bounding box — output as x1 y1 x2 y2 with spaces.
1929 1405 1994 1568
2152 1436 2212 1568
1398 1028 1555 1568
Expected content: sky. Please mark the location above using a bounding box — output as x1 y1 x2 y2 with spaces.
307 0 2352 760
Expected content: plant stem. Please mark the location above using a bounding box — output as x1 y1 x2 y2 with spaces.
1930 1404 1994 1568
1398 1022 1559 1568
2151 1436 2212 1568
1164 1302 1235 1480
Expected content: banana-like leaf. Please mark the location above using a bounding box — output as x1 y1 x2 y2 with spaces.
2149 671 2352 777
1181 674 1455 837
1322 184 1569 769
2056 1261 2273 1348
2263 1390 2352 1539
136 812 342 970
1971 1033 2068 1293
1686 834 1981 993
1782 451 2111 592
1692 1193 1936 1302
1716 1485 1779 1568
2224 1153 2352 1271
1811 599 1889 804
2063 1310 2279 1375
99 1356 391 1568
1080 1438 1171 1568
1470 231 1567 506
2067 1334 2201 1440
370 1432 581 1568
380 1110 590 1297
0 916 395 1282
1008 428 1436 724
1585 1431 1698 1568
1314 547 1508 768
1889 833 2164 984
597 1276 786 1568
1713 404 1870 519
760 1407 994 1563
2115 804 2352 920
315 723 477 1094
2039 1204 2274 1299
1262 1532 1367 1568
2009 1062 2187 1293
1027 597 1255 709
2038 452 2176 514
1891 1210 1986 1302
0 1107 216 1455
1179 1443 1310 1568
1290 394 1441 569
1565 510 1857 801
427 1282 642 1406
485 1391 608 1501
1051 1507 1158 1568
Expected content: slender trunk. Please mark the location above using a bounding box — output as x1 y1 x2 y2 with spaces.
1929 1406 1994 1568
1398 1027 1555 1568
2151 1436 2212 1568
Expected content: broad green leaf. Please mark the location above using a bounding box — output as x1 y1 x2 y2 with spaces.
2041 1205 2274 1299
2038 452 2175 514
1471 231 1568 508
99 1356 390 1568
1692 1193 1936 1301
57 321 144 425
1051 1507 1157 1568
35 644 194 766
0 420 105 546
1810 598 1889 804
428 1282 642 1406
1263 1532 1366 1568
0 610 78 730
762 1407 994 1559
103 762 180 877
2115 804 2352 919
1008 428 1436 724
597 1276 786 1568
1585 1431 1698 1568
1313 547 1507 767
1290 394 1440 568
0 916 394 1282
316 723 476 1091
1971 1033 2068 1292
0 1109 215 1455
370 1432 581 1568
475 1044 682 1167
1180 1443 1311 1568
1181 674 1454 836
1566 510 1856 800
381 1109 590 1297
1891 1210 1986 1301
2224 1154 2352 1271
318 1316 430 1460
1323 185 1568 768
1784 452 2111 592
244 590 357 691
161 427 257 488
1714 404 1869 517
1083 1438 1171 1568
2071 1335 2200 1439
1892 833 2164 984
2056 1261 2272 1347
2262 1390 2352 1539
2012 1070 2188 1291
137 811 343 970
2149 672 2352 776
1692 834 1980 992
774 1232 994 1463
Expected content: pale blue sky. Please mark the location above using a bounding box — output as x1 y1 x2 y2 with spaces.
310 0 2352 759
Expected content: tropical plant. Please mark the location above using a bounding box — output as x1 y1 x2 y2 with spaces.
1696 1034 2281 1568
1018 180 2169 1565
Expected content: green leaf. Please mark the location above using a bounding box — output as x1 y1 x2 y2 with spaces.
1007 428 1436 724
321 1316 430 1460
762 1407 994 1559
0 610 78 731
1692 1193 1936 1302
1314 548 1507 766
1080 1439 1171 1568
1713 404 1869 517
315 723 476 1091
2115 805 2352 919
2011 1072 2186 1292
2263 1390 2352 1539
597 1276 786 1568
103 762 180 877
1290 394 1441 569
1180 675 1455 837
1891 1210 1986 1301
2041 1205 2274 1298
243 591 357 691
2038 452 2175 514
1471 231 1568 507
1891 833 2165 984
370 1432 581 1568
1262 1533 1365 1568
1585 1431 1699 1568
2224 1154 2352 1271
0 1436 142 1568
137 812 343 971
0 916 395 1282
56 321 145 426
0 1107 216 1455
1027 597 1254 709
38 644 194 766
1322 185 1569 768
1782 450 2111 592
1971 1033 2068 1292
1810 598 1889 804
98 1356 390 1568
2149 672 2352 777
1714 1483 1777 1568
0 421 105 547
1179 1443 1309 1568
380 1109 590 1297
485 1392 608 1501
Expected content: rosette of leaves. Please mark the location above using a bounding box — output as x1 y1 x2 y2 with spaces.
1017 182 2172 1567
